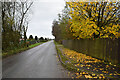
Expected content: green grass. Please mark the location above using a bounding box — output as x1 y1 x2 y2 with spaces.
29 42 44 48
54 41 78 72
2 42 45 58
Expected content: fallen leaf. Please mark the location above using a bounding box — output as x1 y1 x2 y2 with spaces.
92 73 96 76
110 73 112 75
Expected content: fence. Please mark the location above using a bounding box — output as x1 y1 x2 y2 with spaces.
62 38 120 65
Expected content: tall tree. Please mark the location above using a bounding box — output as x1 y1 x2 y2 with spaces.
52 5 75 42
66 2 120 38
52 20 62 42
17 1 33 44
2 1 33 51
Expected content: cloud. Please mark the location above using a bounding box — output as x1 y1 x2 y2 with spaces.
27 0 65 39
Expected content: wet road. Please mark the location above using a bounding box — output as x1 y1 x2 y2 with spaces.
3 40 69 78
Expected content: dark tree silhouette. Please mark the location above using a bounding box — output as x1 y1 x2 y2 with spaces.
45 38 48 41
35 36 38 40
29 35 33 39
39 37 44 41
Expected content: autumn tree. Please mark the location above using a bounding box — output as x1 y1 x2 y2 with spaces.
66 1 120 39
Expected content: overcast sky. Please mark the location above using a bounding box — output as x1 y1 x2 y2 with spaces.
26 0 65 39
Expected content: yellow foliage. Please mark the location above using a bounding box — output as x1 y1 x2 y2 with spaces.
66 2 120 39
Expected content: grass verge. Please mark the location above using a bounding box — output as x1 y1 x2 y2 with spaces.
54 41 78 72
54 41 120 79
2 42 45 58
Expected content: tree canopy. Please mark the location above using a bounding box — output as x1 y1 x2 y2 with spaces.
29 35 33 39
52 1 120 42
67 2 120 39
35 36 38 40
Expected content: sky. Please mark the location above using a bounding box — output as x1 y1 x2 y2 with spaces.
26 0 66 39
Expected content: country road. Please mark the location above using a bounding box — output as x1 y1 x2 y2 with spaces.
3 40 70 78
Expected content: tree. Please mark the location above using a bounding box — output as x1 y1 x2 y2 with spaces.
52 20 62 42
52 1 120 42
57 5 75 40
29 35 33 40
35 36 38 40
45 38 48 41
2 2 21 51
17 1 33 45
52 5 75 42
66 2 120 39
39 37 44 41
2 1 33 51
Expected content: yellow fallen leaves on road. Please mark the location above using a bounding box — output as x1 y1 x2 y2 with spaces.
82 72 86 74
102 71 108 73
77 63 79 66
76 73 79 75
92 73 96 76
87 67 90 69
99 76 102 79
106 65 109 68
93 76 98 78
58 46 120 79
86 64 91 67
62 48 102 65
100 74 104 76
85 75 92 78
76 74 82 78
99 68 104 70
110 73 112 75
80 64 84 67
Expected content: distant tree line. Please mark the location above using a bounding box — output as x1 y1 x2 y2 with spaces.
29 35 49 42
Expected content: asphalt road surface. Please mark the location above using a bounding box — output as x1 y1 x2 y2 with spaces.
3 40 70 78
